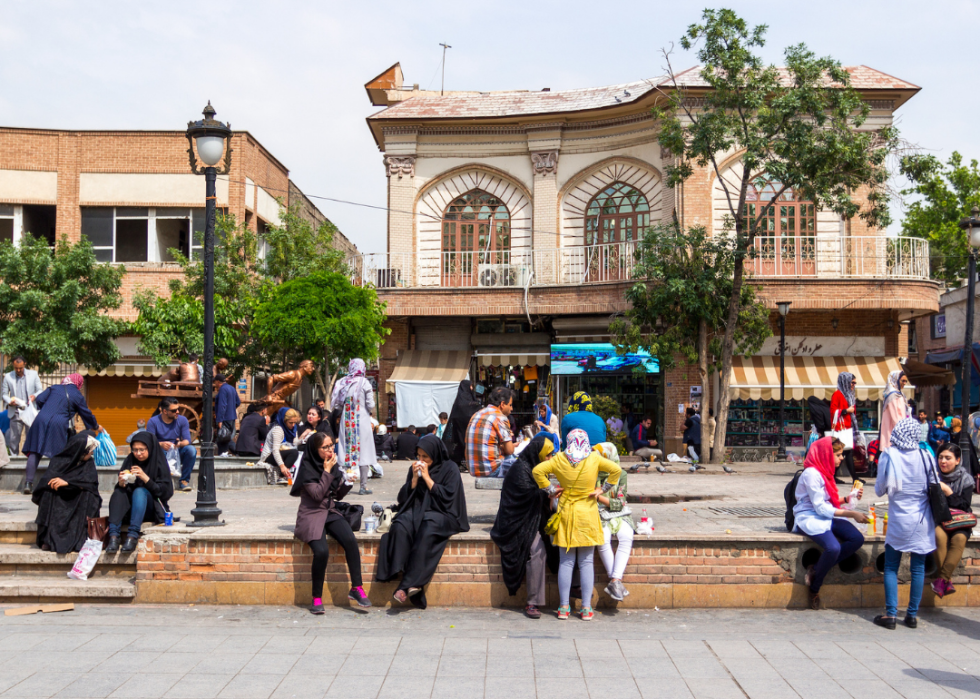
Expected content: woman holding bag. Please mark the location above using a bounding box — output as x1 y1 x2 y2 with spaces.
932 443 975 598
830 372 860 484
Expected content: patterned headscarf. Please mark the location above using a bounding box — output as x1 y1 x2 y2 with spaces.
836 372 856 407
891 417 921 451
882 370 906 408
565 429 591 464
567 391 593 414
334 358 367 404
62 374 84 390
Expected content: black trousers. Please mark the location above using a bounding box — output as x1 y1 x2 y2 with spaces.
841 450 857 481
309 517 362 597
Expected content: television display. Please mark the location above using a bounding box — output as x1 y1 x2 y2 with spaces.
550 343 659 375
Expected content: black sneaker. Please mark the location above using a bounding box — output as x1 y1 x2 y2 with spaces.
348 586 372 607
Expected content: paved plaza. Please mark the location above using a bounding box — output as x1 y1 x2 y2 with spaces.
3 604 980 698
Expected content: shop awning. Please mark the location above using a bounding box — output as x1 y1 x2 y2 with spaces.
385 350 470 392
80 365 167 378
475 349 551 367
903 358 956 387
729 356 906 400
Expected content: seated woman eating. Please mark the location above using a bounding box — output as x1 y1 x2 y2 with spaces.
32 432 102 553
792 436 868 610
105 431 175 553
376 434 469 608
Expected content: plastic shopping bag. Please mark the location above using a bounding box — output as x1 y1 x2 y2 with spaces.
18 401 38 428
67 538 103 581
165 447 181 477
94 430 117 467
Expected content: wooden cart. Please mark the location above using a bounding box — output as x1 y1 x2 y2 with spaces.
132 380 206 442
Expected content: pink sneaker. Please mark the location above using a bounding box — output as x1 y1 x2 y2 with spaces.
946 581 957 596
931 578 947 598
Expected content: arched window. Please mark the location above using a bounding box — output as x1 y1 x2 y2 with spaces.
585 182 650 245
441 190 510 287
743 178 816 276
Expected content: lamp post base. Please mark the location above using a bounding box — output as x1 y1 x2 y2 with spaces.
186 507 225 527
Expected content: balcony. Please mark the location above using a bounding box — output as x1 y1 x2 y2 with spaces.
347 236 931 290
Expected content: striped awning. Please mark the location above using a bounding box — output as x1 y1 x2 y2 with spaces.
80 365 168 378
385 350 470 392
729 356 908 401
475 350 551 367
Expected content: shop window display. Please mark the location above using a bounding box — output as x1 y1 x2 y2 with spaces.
725 398 879 447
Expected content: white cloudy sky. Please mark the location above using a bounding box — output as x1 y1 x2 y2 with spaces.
1 0 976 252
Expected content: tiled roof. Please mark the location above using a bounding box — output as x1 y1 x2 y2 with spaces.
369 66 918 120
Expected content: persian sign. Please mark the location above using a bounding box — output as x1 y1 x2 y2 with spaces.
758 336 885 357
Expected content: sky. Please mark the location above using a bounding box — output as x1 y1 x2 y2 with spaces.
1 0 977 252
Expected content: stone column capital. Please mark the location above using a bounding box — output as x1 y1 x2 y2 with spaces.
531 150 559 175
384 155 416 178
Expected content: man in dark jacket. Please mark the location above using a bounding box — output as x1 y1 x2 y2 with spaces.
235 403 269 457
213 374 241 456
629 416 662 463
683 407 702 467
395 426 420 461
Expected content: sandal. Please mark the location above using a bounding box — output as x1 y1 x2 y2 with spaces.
557 605 570 620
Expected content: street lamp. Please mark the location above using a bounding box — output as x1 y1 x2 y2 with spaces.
185 102 232 528
958 206 980 459
776 301 792 460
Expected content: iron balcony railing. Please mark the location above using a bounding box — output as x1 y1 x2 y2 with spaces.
347 236 931 290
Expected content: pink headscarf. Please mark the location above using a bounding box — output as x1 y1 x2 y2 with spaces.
62 374 84 390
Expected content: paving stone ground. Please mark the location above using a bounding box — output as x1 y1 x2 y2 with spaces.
2 603 980 698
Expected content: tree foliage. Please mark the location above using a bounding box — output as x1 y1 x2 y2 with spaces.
655 8 900 454
0 235 128 372
899 151 980 285
251 271 389 394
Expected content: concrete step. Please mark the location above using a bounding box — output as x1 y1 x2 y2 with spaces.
0 521 36 545
0 544 136 578
0 575 135 603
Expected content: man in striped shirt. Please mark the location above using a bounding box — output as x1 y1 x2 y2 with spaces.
465 387 515 477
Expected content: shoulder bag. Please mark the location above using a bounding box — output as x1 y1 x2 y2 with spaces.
86 516 109 544
921 451 952 525
943 508 978 533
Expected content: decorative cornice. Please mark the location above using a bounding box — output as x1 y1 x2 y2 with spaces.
866 100 895 110
380 126 420 137
384 155 416 178
531 150 559 175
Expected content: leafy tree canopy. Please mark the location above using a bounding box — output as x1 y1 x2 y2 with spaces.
0 235 128 372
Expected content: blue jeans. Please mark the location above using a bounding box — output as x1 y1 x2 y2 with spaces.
179 445 196 483
884 543 927 618
804 518 865 592
109 486 152 537
489 454 517 478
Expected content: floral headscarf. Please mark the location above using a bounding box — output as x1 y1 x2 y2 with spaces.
565 429 591 464
334 358 367 404
566 391 593 414
62 374 84 390
891 417 921 451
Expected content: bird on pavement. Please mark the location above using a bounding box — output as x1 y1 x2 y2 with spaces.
723 466 736 474
656 465 668 473
688 464 698 473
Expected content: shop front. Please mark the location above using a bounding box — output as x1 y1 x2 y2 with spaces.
473 351 551 431
385 350 470 428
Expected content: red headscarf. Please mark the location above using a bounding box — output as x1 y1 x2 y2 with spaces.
62 374 84 390
804 437 841 508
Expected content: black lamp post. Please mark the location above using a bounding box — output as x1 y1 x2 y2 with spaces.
776 301 792 460
958 207 980 459
185 102 232 528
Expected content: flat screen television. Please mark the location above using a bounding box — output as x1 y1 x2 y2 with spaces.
550 343 659 375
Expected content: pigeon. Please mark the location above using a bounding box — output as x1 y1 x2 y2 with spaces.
656 465 668 473
688 464 698 473
371 502 384 515
723 466 736 474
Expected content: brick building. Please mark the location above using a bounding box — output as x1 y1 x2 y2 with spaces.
0 124 352 440
356 63 940 457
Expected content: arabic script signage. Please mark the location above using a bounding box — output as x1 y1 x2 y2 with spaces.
758 336 886 357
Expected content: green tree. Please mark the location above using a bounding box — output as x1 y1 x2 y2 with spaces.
250 271 390 394
260 204 348 282
899 151 980 285
612 223 771 431
655 9 899 455
0 235 128 372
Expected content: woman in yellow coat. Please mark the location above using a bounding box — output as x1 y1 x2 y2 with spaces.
533 428 621 620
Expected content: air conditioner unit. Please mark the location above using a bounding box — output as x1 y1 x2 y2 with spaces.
478 263 529 288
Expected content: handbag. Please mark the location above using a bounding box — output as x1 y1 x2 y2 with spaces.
86 516 109 544
376 506 395 533
942 508 978 533
829 410 854 450
334 501 364 532
922 451 952 525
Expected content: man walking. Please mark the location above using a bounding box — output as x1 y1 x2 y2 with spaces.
2 356 42 456
147 397 196 491
466 387 515 478
213 374 240 456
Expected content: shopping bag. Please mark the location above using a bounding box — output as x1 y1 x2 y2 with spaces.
94 431 117 467
829 410 854 450
18 401 38 428
165 447 181 477
67 539 103 581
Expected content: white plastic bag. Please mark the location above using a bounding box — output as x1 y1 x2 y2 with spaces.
165 447 181 477
18 401 38 428
666 452 691 463
369 463 384 478
67 538 103 581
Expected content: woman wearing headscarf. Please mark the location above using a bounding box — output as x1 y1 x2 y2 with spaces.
22 374 98 495
105 430 174 553
32 431 102 554
560 391 606 448
442 380 483 469
374 424 394 462
792 437 868 610
292 432 369 614
873 417 937 629
490 431 560 619
878 370 909 452
533 429 621 621
932 442 974 599
376 433 469 609
259 407 302 486
830 372 861 483
331 359 377 495
534 402 561 449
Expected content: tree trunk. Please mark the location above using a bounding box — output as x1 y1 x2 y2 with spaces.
713 257 746 461
697 319 710 461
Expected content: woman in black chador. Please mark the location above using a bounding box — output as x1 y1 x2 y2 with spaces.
442 380 482 469
32 432 102 553
376 434 469 608
105 430 174 553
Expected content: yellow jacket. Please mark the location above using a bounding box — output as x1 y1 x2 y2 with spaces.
533 451 622 549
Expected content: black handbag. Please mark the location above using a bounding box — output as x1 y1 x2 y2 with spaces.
922 451 952 525
334 501 363 532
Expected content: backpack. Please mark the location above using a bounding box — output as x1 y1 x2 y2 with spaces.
784 469 804 532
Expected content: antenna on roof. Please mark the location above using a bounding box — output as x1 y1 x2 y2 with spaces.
439 42 452 96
